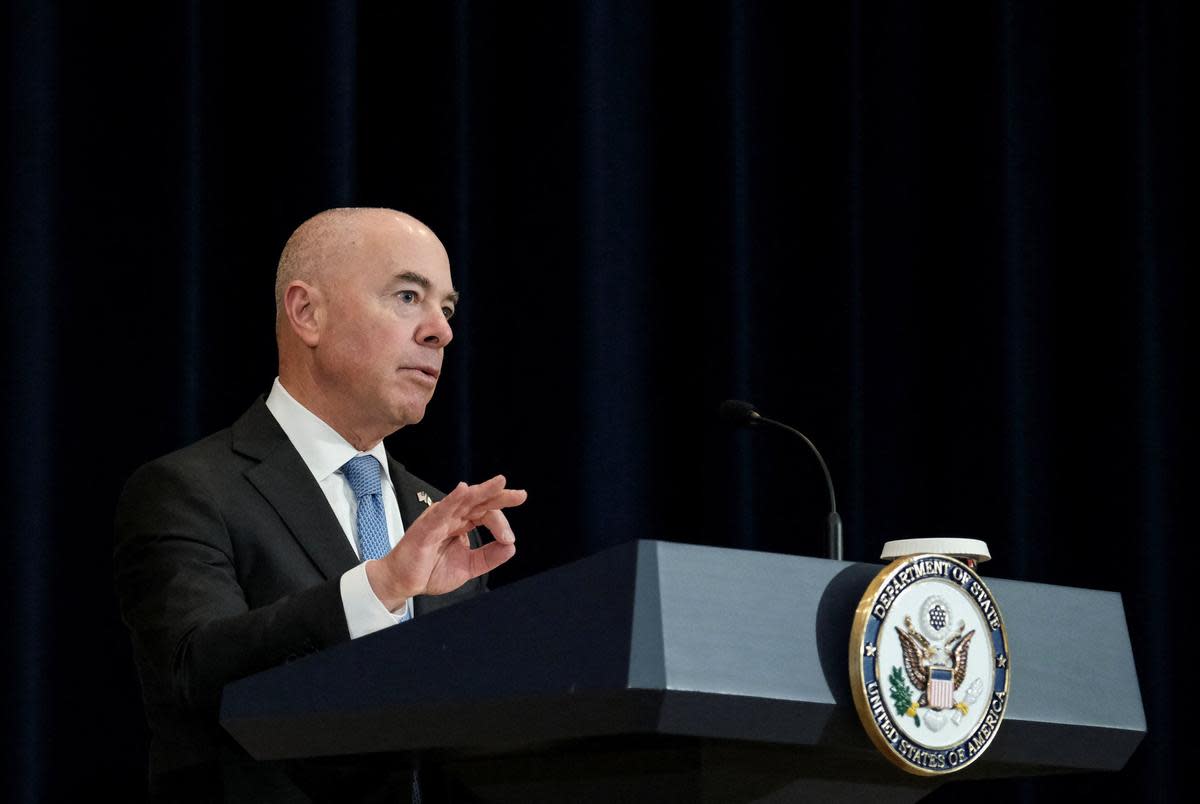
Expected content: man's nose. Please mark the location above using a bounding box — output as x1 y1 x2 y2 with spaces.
417 308 453 347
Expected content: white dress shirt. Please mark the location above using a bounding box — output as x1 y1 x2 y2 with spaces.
265 377 413 639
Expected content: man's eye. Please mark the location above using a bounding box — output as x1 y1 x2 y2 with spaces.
398 290 418 303
442 306 455 320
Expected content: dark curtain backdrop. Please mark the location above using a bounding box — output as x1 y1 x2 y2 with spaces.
3 1 1190 801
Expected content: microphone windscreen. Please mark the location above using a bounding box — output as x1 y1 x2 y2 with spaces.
719 399 760 427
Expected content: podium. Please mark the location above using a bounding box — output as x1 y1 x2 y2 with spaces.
221 540 1145 802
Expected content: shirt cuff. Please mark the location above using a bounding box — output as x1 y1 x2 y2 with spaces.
340 562 412 640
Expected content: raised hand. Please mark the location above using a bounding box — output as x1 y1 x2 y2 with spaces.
364 475 527 610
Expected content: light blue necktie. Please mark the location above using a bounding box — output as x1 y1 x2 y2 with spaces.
341 455 391 560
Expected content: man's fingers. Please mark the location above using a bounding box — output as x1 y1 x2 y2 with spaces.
463 489 528 524
435 479 526 520
408 477 526 548
432 475 508 518
396 477 524 597
473 508 516 544
467 538 517 577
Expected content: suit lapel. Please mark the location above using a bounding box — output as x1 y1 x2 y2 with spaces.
388 455 432 532
234 399 360 580
388 455 441 616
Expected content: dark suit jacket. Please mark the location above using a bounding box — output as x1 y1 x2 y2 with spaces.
114 398 484 802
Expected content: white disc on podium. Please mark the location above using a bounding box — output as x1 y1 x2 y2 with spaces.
880 537 991 563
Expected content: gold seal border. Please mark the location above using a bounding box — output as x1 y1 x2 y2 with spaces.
847 553 1012 777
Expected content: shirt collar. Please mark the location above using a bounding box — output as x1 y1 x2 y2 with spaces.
264 377 393 486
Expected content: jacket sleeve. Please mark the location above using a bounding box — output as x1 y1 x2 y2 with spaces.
114 458 350 713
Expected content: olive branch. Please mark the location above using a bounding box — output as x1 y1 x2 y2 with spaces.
889 666 920 727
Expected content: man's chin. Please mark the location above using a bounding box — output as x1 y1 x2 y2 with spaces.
390 399 430 429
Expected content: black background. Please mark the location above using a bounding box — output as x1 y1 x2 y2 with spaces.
2 2 1190 801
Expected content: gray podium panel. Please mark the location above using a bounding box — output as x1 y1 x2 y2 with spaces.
222 540 1144 801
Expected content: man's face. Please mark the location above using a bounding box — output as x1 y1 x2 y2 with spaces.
314 214 457 437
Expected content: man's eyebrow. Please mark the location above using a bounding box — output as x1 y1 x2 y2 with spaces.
395 271 431 289
395 271 460 304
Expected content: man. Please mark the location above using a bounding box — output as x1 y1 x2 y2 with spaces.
115 208 526 801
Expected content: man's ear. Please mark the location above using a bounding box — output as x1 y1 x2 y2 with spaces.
283 281 324 347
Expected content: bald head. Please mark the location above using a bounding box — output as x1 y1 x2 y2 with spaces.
274 207 440 324
272 207 457 447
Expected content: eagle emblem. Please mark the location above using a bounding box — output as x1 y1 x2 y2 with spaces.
895 613 974 714
886 595 987 733
849 552 1010 775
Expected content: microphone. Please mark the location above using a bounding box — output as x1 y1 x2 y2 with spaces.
720 399 844 561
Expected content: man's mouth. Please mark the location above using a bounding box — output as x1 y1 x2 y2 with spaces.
401 366 440 381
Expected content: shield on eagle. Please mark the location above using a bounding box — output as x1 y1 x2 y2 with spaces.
928 666 954 710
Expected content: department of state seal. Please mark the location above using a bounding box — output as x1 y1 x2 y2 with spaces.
849 553 1010 775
